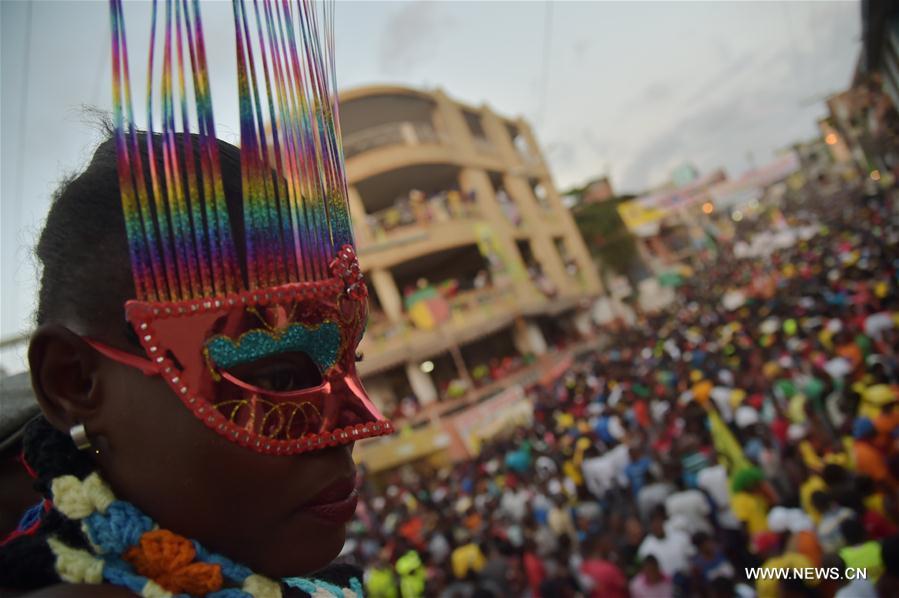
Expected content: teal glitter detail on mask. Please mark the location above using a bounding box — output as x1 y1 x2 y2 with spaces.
205 322 341 372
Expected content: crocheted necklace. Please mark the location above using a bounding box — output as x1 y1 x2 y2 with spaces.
22 470 364 598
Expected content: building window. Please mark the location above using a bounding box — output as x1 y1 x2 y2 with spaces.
507 124 533 160
489 172 523 227
464 110 487 139
555 237 580 280
532 181 551 210
496 187 523 226
464 110 495 154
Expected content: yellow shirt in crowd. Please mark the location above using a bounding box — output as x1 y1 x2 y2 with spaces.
799 475 826 524
858 383 899 420
731 491 769 535
451 543 486 580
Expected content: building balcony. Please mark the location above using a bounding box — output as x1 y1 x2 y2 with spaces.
357 218 485 271
520 150 544 170
358 285 522 376
472 136 498 156
343 121 448 159
364 190 481 247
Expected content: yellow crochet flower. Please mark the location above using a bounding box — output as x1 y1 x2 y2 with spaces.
47 537 104 584
51 473 115 520
244 574 283 598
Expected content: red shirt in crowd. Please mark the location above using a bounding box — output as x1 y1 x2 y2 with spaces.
523 551 546 596
580 558 629 598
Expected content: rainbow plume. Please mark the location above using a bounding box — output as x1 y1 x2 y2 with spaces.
110 0 353 301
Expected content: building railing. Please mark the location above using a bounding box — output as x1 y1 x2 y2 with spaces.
390 334 606 429
364 312 405 345
361 284 519 354
343 121 447 158
495 190 523 227
447 285 516 316
365 192 480 244
472 137 497 155
520 151 543 169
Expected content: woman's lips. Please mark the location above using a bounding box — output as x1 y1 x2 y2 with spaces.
303 491 359 524
301 475 358 524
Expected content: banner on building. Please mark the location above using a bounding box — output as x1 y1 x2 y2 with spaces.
616 200 667 232
355 422 452 473
618 170 728 235
474 223 525 281
539 354 575 386
449 384 532 456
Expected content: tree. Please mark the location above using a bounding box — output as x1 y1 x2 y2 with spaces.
570 196 642 286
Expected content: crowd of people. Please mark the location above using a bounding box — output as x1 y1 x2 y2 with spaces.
341 185 899 597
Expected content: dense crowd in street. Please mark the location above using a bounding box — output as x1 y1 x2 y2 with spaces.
342 185 899 597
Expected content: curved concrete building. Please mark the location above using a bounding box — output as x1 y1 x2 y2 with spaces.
341 85 602 423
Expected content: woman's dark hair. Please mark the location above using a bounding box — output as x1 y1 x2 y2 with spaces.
34 130 243 334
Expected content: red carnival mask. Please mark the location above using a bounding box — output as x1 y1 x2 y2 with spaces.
87 247 392 455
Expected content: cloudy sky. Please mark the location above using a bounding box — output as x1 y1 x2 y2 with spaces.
1 0 860 370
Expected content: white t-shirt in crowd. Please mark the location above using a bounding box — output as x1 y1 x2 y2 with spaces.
710 386 735 422
664 489 712 535
824 357 852 380
735 405 760 428
582 443 629 498
697 464 741 530
637 529 694 577
637 482 676 522
864 311 894 341
607 415 626 440
500 488 529 522
535 455 558 479
429 533 451 564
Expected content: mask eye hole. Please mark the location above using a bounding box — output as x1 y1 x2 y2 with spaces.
226 352 323 393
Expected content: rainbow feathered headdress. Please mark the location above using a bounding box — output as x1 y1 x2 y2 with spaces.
110 0 354 300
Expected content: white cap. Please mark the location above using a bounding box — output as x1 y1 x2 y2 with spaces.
735 405 760 428
760 318 780 335
787 424 808 441
768 506 814 533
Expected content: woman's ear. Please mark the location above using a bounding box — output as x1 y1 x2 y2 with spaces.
28 324 101 433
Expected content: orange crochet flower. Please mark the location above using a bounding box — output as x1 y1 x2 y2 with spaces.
124 529 223 596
